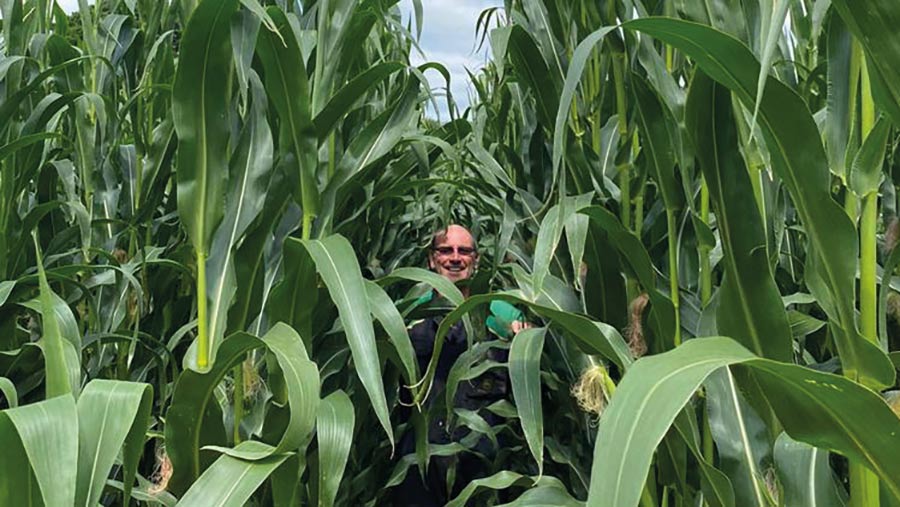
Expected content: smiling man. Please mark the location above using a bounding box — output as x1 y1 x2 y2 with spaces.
427 224 478 292
391 224 529 506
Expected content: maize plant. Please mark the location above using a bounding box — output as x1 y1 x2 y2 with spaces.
1 0 900 505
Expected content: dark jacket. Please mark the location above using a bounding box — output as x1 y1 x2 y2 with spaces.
392 314 509 505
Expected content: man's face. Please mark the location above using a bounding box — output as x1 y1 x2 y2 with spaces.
429 225 478 283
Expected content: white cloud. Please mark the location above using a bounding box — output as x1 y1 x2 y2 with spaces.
57 0 81 13
400 0 502 120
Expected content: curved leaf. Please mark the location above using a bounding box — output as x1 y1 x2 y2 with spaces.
626 16 894 389
848 115 890 197
830 0 900 127
633 73 683 211
256 6 318 217
685 72 792 362
413 292 631 406
173 0 236 253
297 235 393 446
212 323 320 460
0 377 17 408
509 327 547 475
316 390 355 507
378 267 466 307
175 441 289 507
1 395 78 507
208 70 274 347
33 235 74 398
774 432 845 507
166 333 264 495
75 380 153 507
314 62 405 141
705 369 770 506
586 337 900 507
578 206 677 350
365 280 418 384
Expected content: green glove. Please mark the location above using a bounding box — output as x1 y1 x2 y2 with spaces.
486 300 524 339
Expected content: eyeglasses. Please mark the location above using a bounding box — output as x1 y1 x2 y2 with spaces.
432 246 477 257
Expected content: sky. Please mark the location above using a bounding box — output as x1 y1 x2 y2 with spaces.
398 0 502 119
55 0 499 119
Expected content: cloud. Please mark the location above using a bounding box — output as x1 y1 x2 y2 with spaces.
400 0 502 120
57 0 79 13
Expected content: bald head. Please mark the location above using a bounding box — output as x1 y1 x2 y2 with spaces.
429 224 478 285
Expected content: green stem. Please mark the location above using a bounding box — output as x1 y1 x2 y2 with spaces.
196 250 209 370
666 209 681 346
328 132 336 178
620 163 631 232
849 39 880 507
634 187 644 238
612 54 628 138
233 363 244 444
702 395 714 462
699 176 712 307
844 39 861 222
860 192 878 342
302 213 313 240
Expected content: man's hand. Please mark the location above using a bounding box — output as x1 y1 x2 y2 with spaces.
510 320 532 335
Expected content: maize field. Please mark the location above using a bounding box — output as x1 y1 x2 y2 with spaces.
1 0 900 505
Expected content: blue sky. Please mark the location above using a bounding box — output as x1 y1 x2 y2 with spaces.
398 0 502 119
56 0 500 118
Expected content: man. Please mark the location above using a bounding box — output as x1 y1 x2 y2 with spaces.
392 224 526 506
427 224 479 295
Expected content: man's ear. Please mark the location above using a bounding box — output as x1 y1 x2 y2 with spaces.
428 255 435 271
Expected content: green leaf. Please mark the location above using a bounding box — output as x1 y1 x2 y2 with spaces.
626 17 895 389
215 323 320 460
1 395 78 506
633 73 683 212
313 62 405 141
705 369 770 507
320 80 420 233
748 0 791 140
446 470 533 507
378 267 466 307
316 390 354 507
507 25 558 128
774 432 846 507
297 235 393 447
531 204 566 301
849 115 890 197
578 206 677 350
173 0 236 254
509 327 547 475
175 441 289 507
552 27 617 179
825 14 853 178
267 230 318 343
830 0 900 127
75 380 153 507
256 6 318 217
207 69 274 347
586 337 900 506
311 0 362 114
365 280 418 385
166 333 264 495
0 377 17 408
685 73 792 362
32 235 73 398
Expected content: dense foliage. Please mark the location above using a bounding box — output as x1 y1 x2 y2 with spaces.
1 0 900 505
